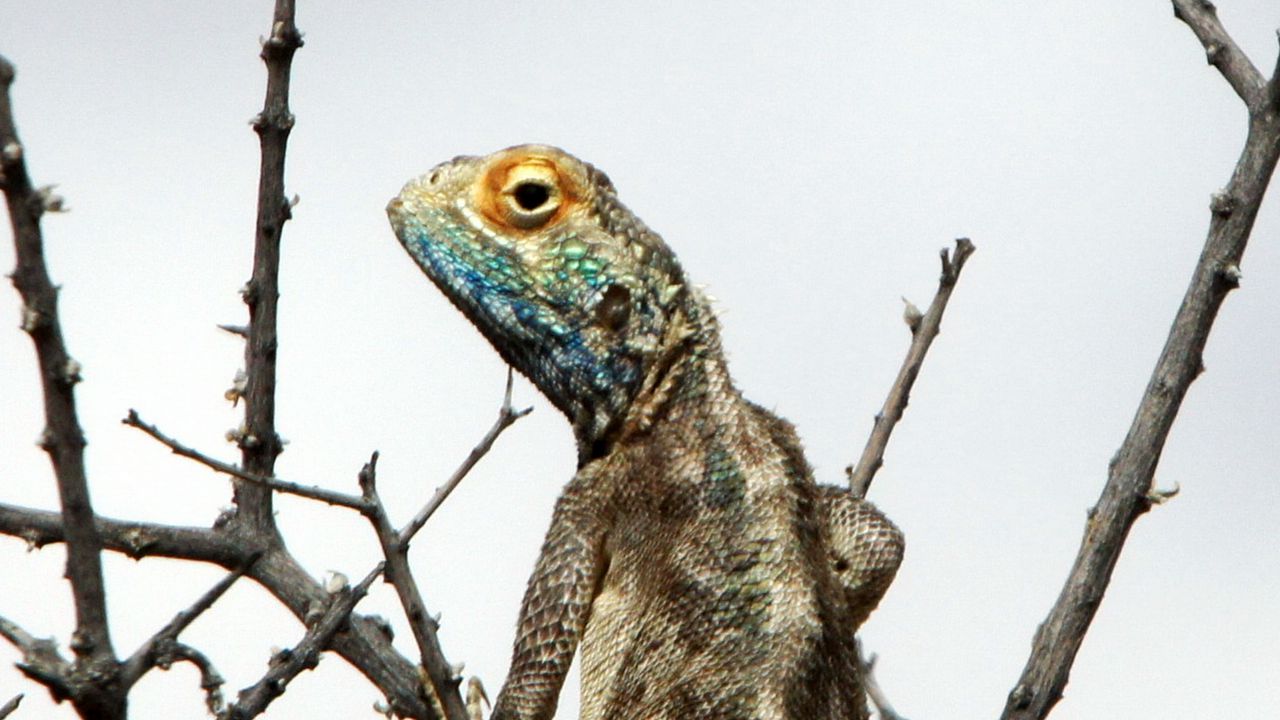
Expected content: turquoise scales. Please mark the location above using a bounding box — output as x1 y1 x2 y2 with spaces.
388 145 903 720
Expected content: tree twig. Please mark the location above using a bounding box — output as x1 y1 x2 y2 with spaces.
0 695 21 719
856 640 908 720
1171 0 1266 109
0 614 71 701
160 643 227 717
0 503 436 718
119 556 259 691
123 410 370 512
848 238 975 498
232 0 302 532
225 563 383 720
359 456 468 720
342 375 529 720
1001 11 1280 720
399 368 532 545
1 53 123 719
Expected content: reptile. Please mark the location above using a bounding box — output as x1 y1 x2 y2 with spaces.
387 145 903 720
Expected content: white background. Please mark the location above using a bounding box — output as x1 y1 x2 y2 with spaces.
1 2 1277 718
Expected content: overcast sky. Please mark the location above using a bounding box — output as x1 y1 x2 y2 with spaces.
2 2 1277 718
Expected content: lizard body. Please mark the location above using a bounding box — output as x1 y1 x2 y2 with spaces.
388 145 902 720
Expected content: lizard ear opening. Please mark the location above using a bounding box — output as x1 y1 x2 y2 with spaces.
596 284 632 332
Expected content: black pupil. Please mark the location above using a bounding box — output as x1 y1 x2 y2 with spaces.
513 182 550 211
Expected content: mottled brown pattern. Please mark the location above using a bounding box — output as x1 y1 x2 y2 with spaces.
388 146 904 719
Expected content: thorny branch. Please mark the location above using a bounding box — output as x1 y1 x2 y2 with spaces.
232 0 301 532
119 559 258 694
358 374 531 720
0 501 438 718
1 1 514 717
124 410 370 512
226 564 383 720
1001 8 1280 720
1 53 123 719
359 456 468 720
0 695 20 719
848 238 975 498
1172 0 1268 109
400 369 533 545
161 643 226 717
856 641 907 720
0 614 71 700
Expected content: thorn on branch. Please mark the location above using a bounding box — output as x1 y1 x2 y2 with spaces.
34 184 67 213
0 694 22 720
324 570 350 594
1210 190 1236 217
1145 482 1181 506
1205 42 1222 65
19 305 43 333
225 369 248 406
1217 263 1242 288
60 357 82 386
901 297 923 334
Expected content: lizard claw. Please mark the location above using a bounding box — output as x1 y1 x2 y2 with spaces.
466 677 490 720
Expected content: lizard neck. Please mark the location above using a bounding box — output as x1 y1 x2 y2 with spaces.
575 293 738 464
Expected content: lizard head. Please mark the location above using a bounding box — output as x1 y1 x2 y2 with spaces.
388 145 704 454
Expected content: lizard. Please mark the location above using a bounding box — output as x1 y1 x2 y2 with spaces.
387 145 903 720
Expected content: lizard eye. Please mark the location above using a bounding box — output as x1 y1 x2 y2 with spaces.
478 153 574 231
500 177 560 229
512 181 551 211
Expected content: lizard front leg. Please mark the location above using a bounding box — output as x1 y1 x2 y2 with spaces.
491 475 610 720
819 486 905 629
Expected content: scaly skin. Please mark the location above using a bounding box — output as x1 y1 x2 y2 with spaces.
388 145 902 720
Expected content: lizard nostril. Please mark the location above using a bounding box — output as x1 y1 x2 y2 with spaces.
513 181 551 211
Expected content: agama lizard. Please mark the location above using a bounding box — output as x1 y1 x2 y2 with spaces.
388 145 903 720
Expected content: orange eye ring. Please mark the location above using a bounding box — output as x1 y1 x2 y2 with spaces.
476 152 578 231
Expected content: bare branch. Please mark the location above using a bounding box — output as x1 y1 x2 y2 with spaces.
343 375 529 720
160 643 227 717
231 0 303 531
0 614 72 701
848 238 975 498
120 557 259 689
1002 14 1280 720
358 455 469 720
856 640 907 720
0 504 436 718
1 53 123 718
226 563 383 720
1269 30 1280 113
1172 0 1267 109
400 368 532 545
123 410 369 512
0 695 21 719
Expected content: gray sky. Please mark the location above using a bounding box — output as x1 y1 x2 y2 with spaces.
2 2 1277 718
